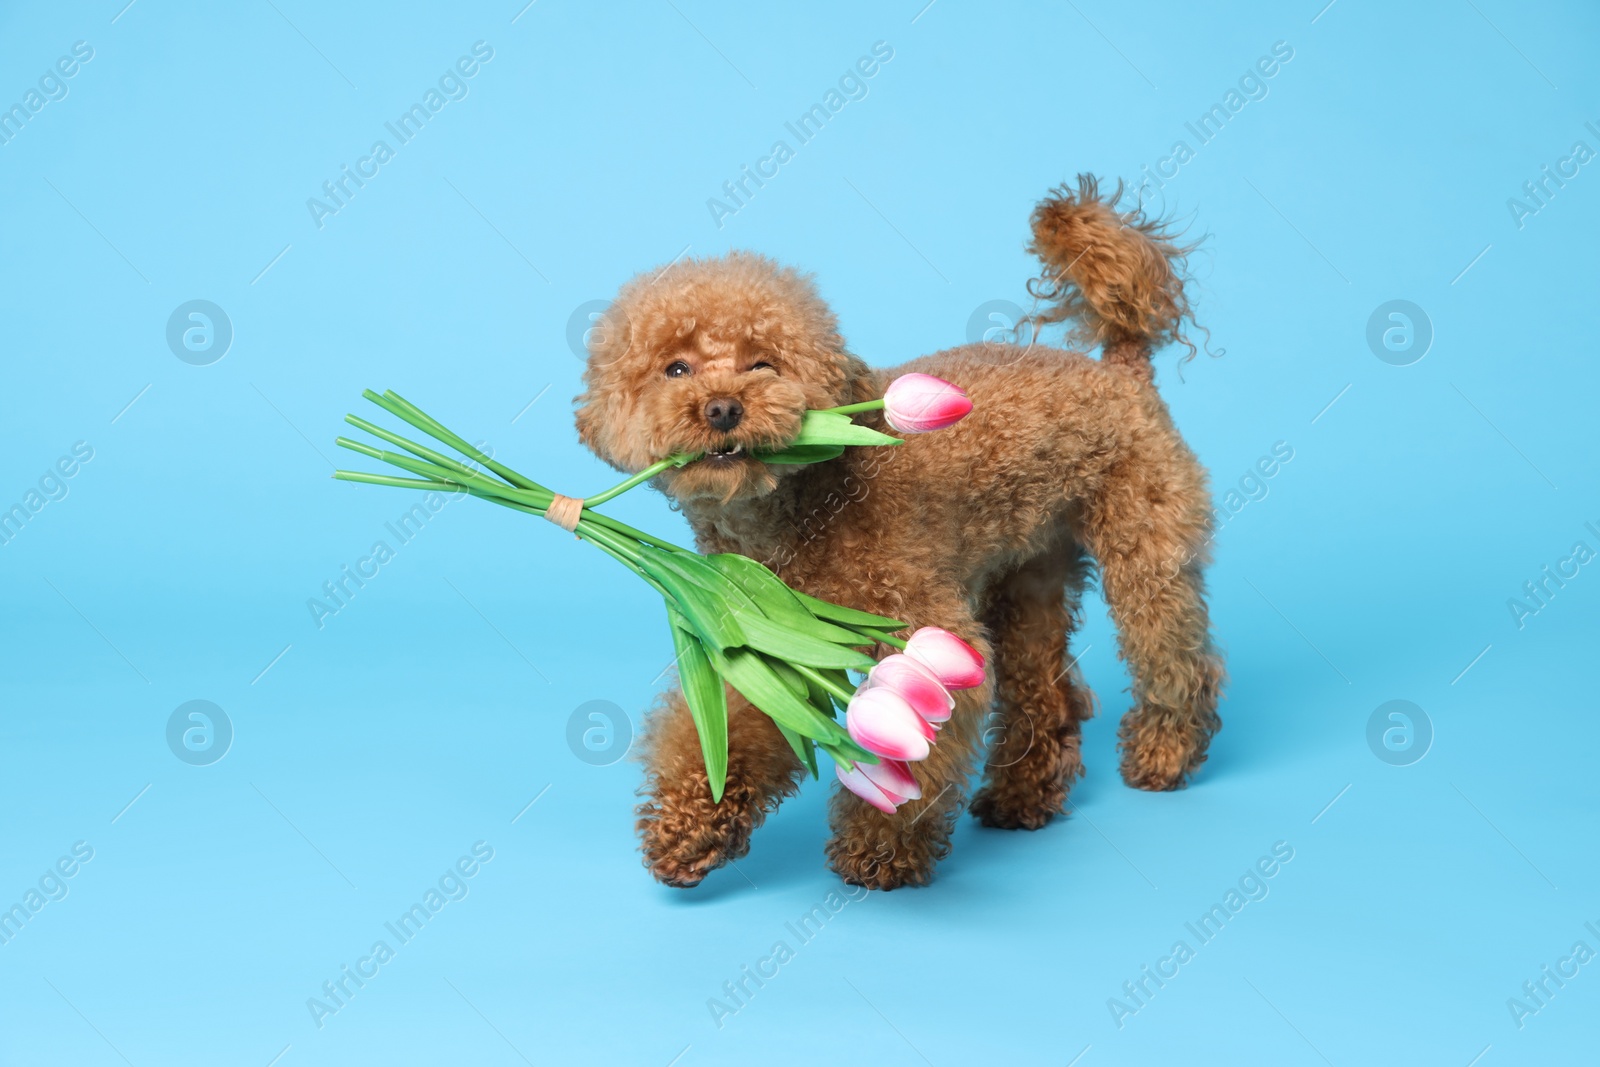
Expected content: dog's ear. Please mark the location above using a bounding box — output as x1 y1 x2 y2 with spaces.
573 297 647 472
574 380 641 473
729 252 865 408
803 346 873 409
838 351 876 406
573 391 607 462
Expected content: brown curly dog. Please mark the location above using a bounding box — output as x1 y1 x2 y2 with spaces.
575 176 1224 890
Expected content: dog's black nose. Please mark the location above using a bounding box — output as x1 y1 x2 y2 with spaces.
704 397 744 431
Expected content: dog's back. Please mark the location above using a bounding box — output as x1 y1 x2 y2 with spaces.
848 176 1208 578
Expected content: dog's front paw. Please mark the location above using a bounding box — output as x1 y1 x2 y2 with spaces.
824 798 957 890
636 774 758 888
826 838 937 891
641 841 727 889
1120 752 1191 792
1118 709 1211 792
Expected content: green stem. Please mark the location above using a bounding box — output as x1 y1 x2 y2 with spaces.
344 414 495 486
571 516 646 567
574 521 680 604
457 472 684 555
339 438 690 556
436 477 675 604
817 399 885 416
368 390 551 493
582 454 694 508
792 663 858 704
345 395 705 554
334 471 455 492
578 510 686 554
337 439 553 511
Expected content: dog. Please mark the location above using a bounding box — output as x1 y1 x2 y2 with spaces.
575 176 1224 890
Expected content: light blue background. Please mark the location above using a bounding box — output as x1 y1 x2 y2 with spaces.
2 1 1597 1064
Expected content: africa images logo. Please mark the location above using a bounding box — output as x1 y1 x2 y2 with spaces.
306 41 495 230
705 41 894 229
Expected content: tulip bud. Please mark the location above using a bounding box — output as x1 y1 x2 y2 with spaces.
882 373 973 434
846 686 932 762
867 654 954 723
836 757 922 813
904 627 986 689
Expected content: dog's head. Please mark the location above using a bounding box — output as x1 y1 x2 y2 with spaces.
575 252 865 503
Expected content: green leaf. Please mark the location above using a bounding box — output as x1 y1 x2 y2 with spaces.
735 610 878 670
710 647 850 748
645 551 875 669
789 410 903 448
807 666 857 715
789 589 906 631
754 444 846 465
819 734 877 769
773 722 819 779
700 554 879 647
713 650 877 769
643 560 745 652
766 656 811 699
753 411 901 465
801 672 847 764
667 607 729 802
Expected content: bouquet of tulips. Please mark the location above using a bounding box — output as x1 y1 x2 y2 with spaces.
332 373 984 813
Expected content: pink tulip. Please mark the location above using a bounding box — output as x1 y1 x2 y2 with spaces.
904 627 986 690
846 686 931 762
836 757 921 813
882 373 972 434
867 654 954 723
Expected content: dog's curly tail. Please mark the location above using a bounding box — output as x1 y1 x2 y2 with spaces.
1024 175 1199 376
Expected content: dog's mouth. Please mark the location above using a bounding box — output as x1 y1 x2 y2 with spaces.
660 434 795 503
697 441 750 465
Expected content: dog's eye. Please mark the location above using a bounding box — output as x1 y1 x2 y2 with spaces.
665 361 692 379
750 361 776 373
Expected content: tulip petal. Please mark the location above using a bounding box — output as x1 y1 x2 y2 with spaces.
904 627 986 689
857 757 922 804
836 761 900 813
883 373 973 434
846 687 932 762
866 654 955 723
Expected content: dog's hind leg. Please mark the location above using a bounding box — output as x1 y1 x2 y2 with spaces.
1079 444 1224 791
969 542 1098 829
635 687 804 888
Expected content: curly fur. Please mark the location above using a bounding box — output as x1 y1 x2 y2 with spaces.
579 176 1226 890
1025 174 1198 374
